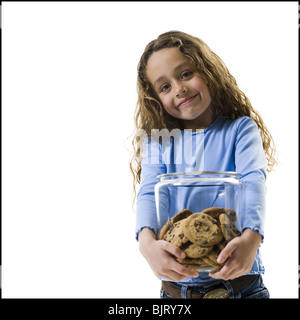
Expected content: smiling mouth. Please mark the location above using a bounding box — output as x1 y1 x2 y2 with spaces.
177 94 199 108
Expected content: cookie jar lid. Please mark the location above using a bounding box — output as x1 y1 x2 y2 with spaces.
157 171 242 184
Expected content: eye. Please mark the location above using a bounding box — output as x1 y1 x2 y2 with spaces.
161 83 171 92
181 71 193 79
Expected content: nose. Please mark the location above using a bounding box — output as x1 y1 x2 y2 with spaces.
175 81 188 97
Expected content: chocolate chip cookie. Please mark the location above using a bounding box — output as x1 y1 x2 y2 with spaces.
176 257 210 271
163 220 189 247
160 207 241 272
219 213 241 242
158 209 193 240
182 242 213 258
183 212 223 246
202 207 225 220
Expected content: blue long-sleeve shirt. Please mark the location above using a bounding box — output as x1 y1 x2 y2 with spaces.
136 116 267 282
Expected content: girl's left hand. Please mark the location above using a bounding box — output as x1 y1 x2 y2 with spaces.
209 228 262 280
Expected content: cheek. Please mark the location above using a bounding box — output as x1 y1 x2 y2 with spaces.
160 96 174 111
193 76 209 91
195 82 211 101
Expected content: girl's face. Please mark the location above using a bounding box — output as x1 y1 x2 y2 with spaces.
146 47 213 129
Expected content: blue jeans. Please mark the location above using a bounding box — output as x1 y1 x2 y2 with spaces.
160 275 270 299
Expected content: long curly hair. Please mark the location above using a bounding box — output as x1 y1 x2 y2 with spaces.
130 30 277 195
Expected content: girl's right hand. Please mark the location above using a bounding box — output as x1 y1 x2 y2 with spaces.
138 228 199 281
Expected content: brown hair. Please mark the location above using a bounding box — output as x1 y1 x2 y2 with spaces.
130 30 277 195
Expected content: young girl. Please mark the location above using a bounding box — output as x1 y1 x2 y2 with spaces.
130 31 276 299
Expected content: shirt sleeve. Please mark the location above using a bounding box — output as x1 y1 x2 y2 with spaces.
234 117 268 240
135 139 166 241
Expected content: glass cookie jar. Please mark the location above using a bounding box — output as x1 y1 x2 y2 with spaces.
154 171 244 273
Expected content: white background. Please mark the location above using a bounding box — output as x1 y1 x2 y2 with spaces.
2 2 298 298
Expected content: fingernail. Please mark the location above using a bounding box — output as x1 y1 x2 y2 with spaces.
180 252 186 258
217 256 224 264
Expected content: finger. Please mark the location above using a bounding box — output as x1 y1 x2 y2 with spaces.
168 269 198 281
217 239 238 264
160 262 197 282
219 261 250 280
209 267 235 280
172 261 199 279
161 241 186 259
160 270 185 282
210 257 243 280
209 257 234 279
225 269 243 280
162 255 199 279
220 265 243 280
